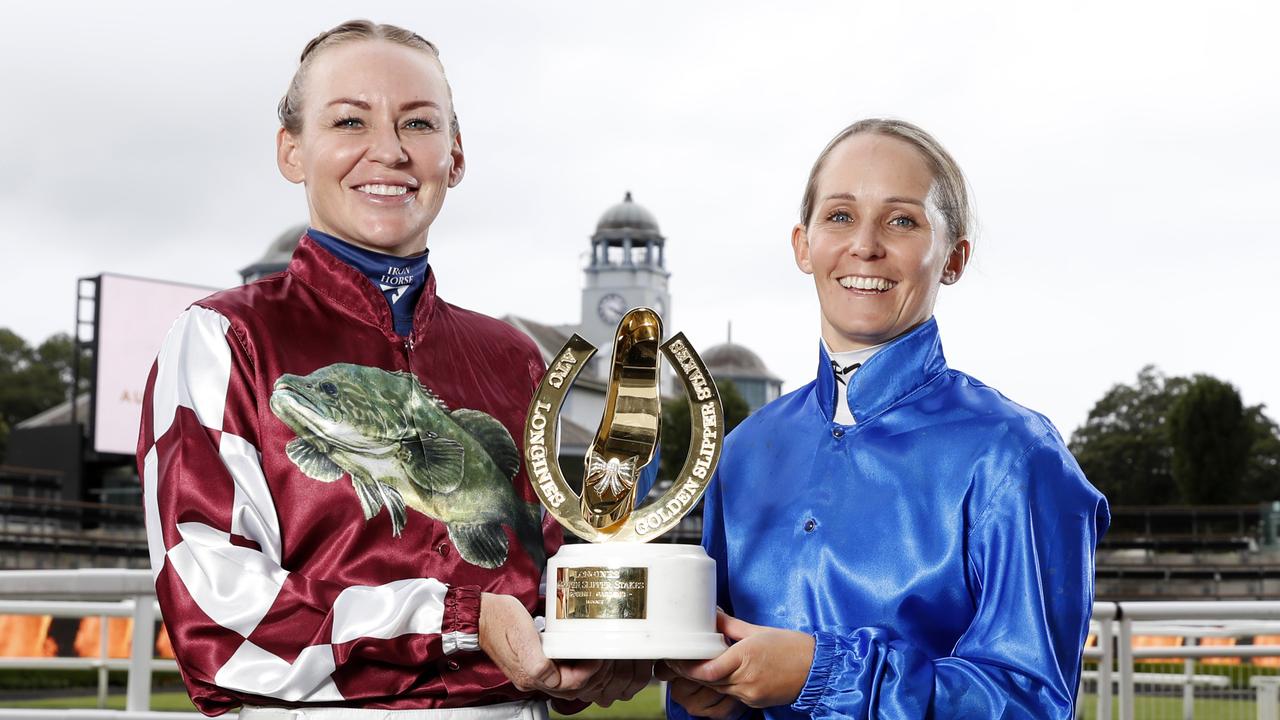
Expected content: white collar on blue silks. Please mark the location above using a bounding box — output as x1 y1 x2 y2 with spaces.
822 338 888 426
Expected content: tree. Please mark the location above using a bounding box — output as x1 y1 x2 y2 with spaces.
659 379 750 481
1070 366 1280 505
1069 366 1187 505
1168 376 1252 504
36 333 91 396
0 328 87 463
1243 407 1280 502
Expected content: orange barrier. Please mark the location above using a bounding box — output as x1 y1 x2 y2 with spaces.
1252 635 1280 667
1198 636 1241 666
1133 635 1183 664
156 622 175 659
74 617 133 659
0 615 57 657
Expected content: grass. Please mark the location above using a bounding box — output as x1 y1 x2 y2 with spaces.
13 684 1279 719
3 684 666 718
4 690 200 711
10 686 1267 719
1077 693 1258 719
553 685 664 719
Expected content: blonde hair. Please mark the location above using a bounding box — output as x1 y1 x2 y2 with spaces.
799 118 971 244
278 19 459 136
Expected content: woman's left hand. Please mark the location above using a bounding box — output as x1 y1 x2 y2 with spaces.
546 660 652 713
566 659 654 707
666 610 815 709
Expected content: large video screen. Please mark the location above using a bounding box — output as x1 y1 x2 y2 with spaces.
92 274 220 456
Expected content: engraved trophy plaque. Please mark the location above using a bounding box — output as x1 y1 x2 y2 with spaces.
524 307 726 659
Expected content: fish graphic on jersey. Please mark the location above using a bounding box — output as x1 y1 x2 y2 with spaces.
268 363 544 570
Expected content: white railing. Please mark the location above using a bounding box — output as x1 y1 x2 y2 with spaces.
5 571 1280 719
0 569 218 720
1085 601 1280 720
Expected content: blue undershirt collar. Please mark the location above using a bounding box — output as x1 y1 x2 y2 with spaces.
307 228 428 337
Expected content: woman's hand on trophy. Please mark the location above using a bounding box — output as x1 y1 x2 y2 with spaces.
546 660 651 713
478 592 606 696
587 660 655 706
479 592 566 692
657 663 746 720
664 610 815 709
478 593 653 704
544 659 653 706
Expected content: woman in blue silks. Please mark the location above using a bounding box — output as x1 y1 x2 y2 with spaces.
663 119 1109 719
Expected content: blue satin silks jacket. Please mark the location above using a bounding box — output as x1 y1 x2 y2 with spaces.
667 318 1109 719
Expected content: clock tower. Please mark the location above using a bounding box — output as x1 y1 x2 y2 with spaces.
580 192 672 355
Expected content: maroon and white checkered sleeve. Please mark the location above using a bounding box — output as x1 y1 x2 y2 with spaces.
138 306 479 713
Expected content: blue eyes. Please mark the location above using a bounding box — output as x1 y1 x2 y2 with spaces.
320 382 339 397
330 117 435 131
824 211 918 229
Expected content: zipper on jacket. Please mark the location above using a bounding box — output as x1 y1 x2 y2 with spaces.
398 333 415 371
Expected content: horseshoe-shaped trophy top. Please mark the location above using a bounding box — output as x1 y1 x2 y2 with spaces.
523 308 725 543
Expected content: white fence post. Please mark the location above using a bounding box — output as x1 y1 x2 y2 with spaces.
1118 615 1134 720
125 595 155 712
97 613 109 708
1181 657 1194 720
1098 615 1114 720
1256 676 1280 720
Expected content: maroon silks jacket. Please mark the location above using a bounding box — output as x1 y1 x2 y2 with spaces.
138 235 561 715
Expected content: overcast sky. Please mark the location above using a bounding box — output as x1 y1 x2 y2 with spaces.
2 1 1277 437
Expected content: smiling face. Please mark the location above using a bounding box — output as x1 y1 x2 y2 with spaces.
276 40 465 257
792 133 970 352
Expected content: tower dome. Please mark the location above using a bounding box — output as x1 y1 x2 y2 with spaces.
703 343 781 383
588 192 667 271
596 191 660 235
580 192 672 363
703 341 783 412
240 224 307 284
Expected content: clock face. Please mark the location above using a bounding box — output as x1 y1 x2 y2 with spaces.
598 293 628 324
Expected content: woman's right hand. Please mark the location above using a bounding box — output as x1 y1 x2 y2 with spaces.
658 663 746 719
479 592 564 692
660 610 811 716
478 592 651 704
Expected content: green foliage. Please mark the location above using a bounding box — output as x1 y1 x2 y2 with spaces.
659 379 750 482
0 328 89 462
1244 406 1280 503
1070 366 1280 505
1168 376 1252 504
1069 366 1187 504
36 332 91 394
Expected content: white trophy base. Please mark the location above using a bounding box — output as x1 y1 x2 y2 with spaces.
542 543 726 660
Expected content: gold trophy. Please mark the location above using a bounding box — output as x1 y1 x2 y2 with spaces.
524 307 726 659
